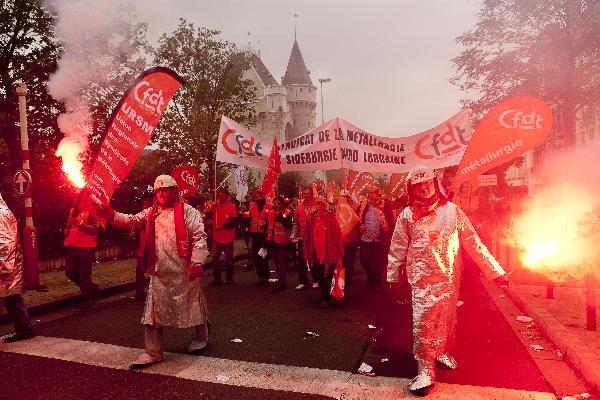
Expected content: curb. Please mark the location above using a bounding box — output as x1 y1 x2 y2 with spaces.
1 252 250 326
504 284 600 392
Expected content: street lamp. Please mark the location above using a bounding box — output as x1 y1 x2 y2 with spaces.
318 78 331 124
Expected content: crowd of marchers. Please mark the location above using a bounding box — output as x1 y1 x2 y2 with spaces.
0 166 510 396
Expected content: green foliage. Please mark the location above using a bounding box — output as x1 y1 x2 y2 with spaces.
153 19 256 192
451 0 600 145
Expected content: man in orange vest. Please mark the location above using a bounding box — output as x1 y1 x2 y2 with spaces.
358 186 395 292
210 187 238 286
64 201 106 311
291 187 317 290
247 189 270 285
267 196 293 292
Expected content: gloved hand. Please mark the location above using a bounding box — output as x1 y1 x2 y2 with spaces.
95 204 115 221
493 274 510 288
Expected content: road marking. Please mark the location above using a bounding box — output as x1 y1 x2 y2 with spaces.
1 336 556 400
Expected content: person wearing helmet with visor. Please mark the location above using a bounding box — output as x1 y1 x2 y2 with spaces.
100 174 210 368
387 166 508 395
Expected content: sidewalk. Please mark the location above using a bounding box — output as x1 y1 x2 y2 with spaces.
489 233 600 393
505 284 600 393
1 240 249 322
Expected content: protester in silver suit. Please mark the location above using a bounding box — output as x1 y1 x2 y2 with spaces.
387 166 508 395
0 192 35 343
101 175 209 369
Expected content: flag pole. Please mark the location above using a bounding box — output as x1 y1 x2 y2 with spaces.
213 157 217 204
218 165 239 188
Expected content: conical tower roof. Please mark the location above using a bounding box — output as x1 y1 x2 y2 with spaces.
282 39 313 86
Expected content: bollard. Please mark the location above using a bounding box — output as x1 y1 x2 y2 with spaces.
586 274 596 331
546 281 554 299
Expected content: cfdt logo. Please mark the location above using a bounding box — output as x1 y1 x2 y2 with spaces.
134 80 166 115
499 109 544 130
415 123 469 160
221 129 264 157
180 170 197 187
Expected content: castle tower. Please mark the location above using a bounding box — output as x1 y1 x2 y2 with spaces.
282 39 316 140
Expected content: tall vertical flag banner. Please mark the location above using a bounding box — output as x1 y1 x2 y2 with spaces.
260 137 281 197
234 166 248 201
85 67 184 206
453 96 552 189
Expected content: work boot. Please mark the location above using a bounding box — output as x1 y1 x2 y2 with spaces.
129 352 163 369
3 327 36 343
189 322 209 354
435 353 458 370
409 362 435 396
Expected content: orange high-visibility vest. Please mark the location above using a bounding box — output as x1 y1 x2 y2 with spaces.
249 202 269 233
296 201 315 237
267 210 291 244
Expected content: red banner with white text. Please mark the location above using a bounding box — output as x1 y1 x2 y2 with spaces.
453 96 552 189
85 67 184 205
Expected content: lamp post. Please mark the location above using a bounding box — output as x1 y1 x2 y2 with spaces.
318 78 331 124
15 83 42 290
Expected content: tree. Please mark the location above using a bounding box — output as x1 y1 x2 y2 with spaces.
0 0 60 169
153 19 256 192
451 0 600 146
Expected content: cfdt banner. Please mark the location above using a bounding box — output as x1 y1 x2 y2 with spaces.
216 116 272 169
453 96 552 189
85 67 184 205
217 110 472 173
333 111 471 173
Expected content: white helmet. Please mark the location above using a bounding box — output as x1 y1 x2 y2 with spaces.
408 166 435 185
153 174 178 190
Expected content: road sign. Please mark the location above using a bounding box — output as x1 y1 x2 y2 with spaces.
171 164 200 198
14 170 32 195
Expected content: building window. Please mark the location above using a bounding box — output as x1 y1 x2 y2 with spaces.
300 88 303 92
308 121 310 128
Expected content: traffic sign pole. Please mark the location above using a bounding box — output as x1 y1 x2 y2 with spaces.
16 83 41 290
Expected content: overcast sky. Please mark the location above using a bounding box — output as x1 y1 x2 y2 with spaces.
134 0 480 137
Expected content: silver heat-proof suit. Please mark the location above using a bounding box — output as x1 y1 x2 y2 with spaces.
387 201 505 379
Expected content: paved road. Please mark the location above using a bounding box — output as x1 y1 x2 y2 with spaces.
0 255 566 399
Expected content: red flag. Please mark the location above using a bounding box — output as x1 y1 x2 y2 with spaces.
85 67 184 206
337 195 360 240
388 172 408 199
453 96 552 189
260 137 281 197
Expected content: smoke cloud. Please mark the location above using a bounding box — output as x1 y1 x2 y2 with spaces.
45 0 140 187
511 138 600 280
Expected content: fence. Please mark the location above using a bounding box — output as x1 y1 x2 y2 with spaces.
39 240 138 272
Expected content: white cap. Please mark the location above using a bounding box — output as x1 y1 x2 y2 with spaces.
408 166 435 184
153 175 178 190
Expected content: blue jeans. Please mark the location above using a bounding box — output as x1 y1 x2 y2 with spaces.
0 295 33 333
